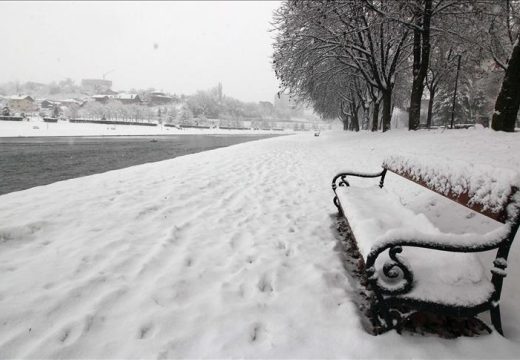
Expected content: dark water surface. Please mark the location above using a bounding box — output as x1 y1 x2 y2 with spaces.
0 134 282 195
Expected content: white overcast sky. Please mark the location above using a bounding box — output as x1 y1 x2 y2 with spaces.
0 1 281 103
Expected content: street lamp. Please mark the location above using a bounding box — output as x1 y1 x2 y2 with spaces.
450 54 462 129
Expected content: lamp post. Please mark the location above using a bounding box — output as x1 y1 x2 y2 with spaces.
450 54 462 129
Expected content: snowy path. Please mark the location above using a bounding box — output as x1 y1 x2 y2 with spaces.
1 130 520 358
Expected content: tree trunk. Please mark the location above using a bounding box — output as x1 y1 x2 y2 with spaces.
343 113 349 130
361 104 370 130
362 107 370 130
426 86 435 129
408 0 432 130
408 29 423 130
353 116 360 131
382 89 392 132
491 35 520 132
349 102 360 132
372 100 380 132
340 102 349 131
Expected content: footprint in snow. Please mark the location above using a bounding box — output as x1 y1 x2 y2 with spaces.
59 328 71 343
0 221 48 244
276 241 293 256
56 321 83 346
246 255 256 264
137 323 154 339
257 275 274 293
184 257 193 267
136 205 160 219
249 322 271 344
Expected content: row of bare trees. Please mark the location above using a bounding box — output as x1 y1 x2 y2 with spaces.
272 0 520 132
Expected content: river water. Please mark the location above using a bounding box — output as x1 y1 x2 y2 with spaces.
0 134 282 195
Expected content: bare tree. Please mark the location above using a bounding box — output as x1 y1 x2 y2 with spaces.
425 43 458 128
366 0 478 130
273 0 410 131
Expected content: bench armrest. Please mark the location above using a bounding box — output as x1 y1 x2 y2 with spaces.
365 226 512 295
332 168 387 191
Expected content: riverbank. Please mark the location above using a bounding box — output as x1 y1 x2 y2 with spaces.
0 129 519 358
0 118 294 137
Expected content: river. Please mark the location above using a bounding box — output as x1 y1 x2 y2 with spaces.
0 134 282 195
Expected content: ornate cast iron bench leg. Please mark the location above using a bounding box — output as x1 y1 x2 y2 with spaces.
490 306 503 335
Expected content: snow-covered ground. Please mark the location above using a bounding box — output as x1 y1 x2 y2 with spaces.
0 118 292 137
1 129 520 358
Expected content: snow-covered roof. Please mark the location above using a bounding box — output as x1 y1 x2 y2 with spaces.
102 89 119 95
150 92 173 100
60 98 83 104
9 95 34 101
115 93 140 100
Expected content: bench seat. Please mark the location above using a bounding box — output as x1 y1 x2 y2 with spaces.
336 185 495 307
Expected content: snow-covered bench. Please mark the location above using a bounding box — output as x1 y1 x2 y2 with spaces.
331 155 520 335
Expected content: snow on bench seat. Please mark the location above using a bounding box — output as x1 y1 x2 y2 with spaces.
335 185 496 307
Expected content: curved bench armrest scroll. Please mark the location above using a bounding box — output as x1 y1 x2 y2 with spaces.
332 168 387 191
365 227 511 295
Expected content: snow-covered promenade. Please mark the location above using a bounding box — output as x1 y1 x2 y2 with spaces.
1 130 520 358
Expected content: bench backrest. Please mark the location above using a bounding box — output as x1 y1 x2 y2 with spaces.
383 155 520 224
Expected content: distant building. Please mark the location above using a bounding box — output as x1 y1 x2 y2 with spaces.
40 99 60 109
101 88 119 96
81 79 113 93
60 99 85 107
40 98 85 110
149 91 174 105
92 95 112 104
8 95 35 112
114 93 141 104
